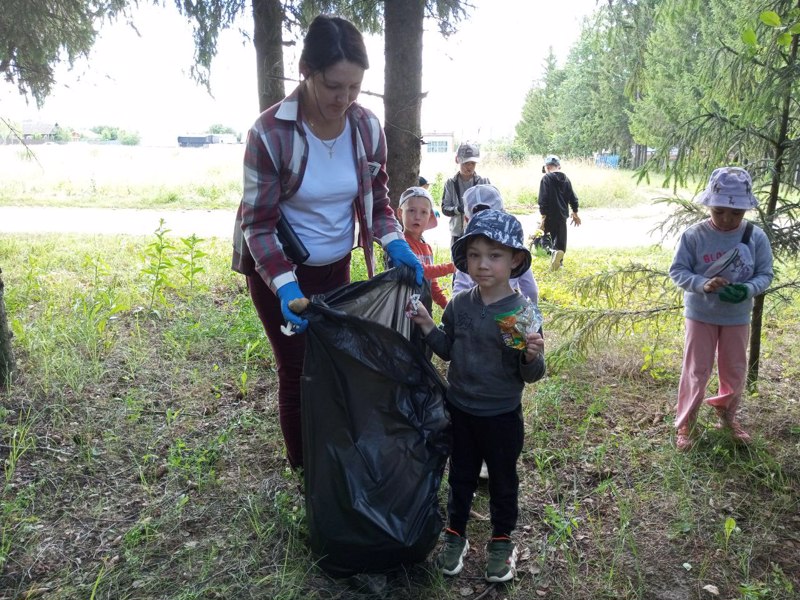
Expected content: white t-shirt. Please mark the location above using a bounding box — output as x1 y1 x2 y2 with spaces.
281 120 358 266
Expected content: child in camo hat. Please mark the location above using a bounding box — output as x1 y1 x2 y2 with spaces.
452 184 539 304
408 209 545 583
669 166 773 451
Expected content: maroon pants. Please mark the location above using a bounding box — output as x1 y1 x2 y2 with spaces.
247 255 351 469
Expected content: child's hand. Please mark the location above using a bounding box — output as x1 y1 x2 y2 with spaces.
524 331 544 363
703 276 729 293
407 302 436 335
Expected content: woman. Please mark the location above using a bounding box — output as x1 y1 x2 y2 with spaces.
231 15 422 469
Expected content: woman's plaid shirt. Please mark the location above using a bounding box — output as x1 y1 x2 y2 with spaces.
231 85 403 292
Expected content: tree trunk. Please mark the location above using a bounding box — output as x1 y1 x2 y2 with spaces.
747 294 764 387
0 268 15 388
632 143 647 169
253 0 286 113
748 25 798 386
383 0 424 209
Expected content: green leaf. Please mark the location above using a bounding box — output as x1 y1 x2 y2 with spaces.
724 517 736 540
741 27 757 47
759 11 782 27
777 32 792 47
789 22 800 35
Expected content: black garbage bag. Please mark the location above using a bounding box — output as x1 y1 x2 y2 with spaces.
300 267 451 576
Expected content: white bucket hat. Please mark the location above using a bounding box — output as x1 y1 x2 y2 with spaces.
696 167 758 210
463 184 504 219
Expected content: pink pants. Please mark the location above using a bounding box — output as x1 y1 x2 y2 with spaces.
675 319 750 431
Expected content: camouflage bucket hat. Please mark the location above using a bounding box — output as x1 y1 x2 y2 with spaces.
452 209 532 278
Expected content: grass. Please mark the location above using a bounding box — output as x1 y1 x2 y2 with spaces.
0 145 242 210
0 144 686 213
1 229 798 600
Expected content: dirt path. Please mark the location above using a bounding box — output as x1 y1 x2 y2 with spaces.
0 204 677 249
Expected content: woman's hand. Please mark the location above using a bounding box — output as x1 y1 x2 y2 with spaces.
386 239 424 286
276 281 308 333
524 331 545 364
570 212 581 226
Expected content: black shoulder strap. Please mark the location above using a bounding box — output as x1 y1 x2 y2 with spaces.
741 221 754 245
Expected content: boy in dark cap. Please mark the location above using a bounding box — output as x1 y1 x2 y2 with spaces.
408 210 546 583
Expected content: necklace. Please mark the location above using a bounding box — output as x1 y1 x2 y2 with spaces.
319 135 339 159
307 116 345 158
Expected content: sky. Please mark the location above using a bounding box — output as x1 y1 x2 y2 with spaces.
0 0 599 146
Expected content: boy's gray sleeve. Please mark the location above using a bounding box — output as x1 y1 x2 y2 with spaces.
441 179 460 217
520 352 546 383
423 303 454 360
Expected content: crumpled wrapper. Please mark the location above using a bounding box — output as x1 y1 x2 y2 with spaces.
495 303 543 350
405 293 421 318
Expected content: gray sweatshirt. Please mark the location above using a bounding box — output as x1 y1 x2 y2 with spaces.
423 287 545 416
669 219 773 326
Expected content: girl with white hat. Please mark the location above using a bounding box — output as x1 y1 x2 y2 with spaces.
669 167 774 451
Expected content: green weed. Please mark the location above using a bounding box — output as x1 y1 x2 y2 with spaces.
3 410 33 484
174 234 207 297
141 218 175 312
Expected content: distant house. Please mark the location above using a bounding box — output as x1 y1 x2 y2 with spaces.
422 132 453 156
21 120 58 141
209 133 238 144
420 131 455 175
178 133 239 147
178 134 213 147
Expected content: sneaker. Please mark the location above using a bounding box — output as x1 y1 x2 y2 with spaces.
479 461 489 480
485 536 517 583
550 249 564 272
676 426 694 451
437 529 469 576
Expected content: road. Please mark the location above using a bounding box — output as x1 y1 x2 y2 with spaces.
0 204 678 249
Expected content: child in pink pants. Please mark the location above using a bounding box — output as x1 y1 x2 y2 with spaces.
669 167 774 451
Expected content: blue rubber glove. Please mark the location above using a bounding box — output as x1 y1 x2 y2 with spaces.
276 281 308 334
386 239 424 286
